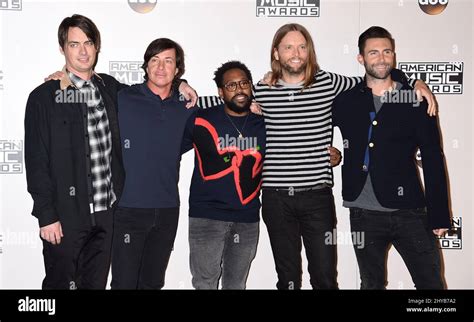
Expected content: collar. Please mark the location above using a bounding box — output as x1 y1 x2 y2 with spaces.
140 82 180 102
59 66 104 90
358 75 411 93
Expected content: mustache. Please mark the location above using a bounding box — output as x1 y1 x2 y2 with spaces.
232 93 251 100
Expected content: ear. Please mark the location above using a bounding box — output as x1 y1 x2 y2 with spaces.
175 68 179 76
273 48 279 61
218 87 224 99
357 54 364 66
59 46 65 55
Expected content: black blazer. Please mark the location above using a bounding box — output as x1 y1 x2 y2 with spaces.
332 78 450 229
24 73 125 229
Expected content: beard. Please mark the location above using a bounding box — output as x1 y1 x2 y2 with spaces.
224 93 252 115
365 62 393 80
281 58 307 76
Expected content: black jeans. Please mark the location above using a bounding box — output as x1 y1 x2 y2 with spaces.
262 188 338 290
111 206 179 289
349 207 444 289
41 209 113 289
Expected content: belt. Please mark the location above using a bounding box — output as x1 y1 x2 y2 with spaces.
264 184 331 196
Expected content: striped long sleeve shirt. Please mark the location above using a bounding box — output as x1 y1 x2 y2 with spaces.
255 71 359 189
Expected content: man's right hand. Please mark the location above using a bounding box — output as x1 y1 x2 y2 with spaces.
260 71 273 85
250 101 263 115
40 221 64 245
44 71 64 82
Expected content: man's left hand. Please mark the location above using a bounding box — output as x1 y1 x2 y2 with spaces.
432 228 449 237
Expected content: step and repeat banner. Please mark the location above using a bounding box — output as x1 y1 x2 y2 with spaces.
0 0 472 289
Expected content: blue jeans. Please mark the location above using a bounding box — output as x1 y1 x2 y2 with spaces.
189 217 259 289
349 207 444 289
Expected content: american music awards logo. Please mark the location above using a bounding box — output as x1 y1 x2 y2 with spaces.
398 62 463 94
438 217 462 249
0 140 23 174
109 61 145 85
0 0 21 10
256 0 320 17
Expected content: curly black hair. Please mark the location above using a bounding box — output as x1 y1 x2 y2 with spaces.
213 61 253 88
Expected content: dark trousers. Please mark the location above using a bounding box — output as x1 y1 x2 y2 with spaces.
349 207 444 289
41 210 113 290
262 188 338 290
111 206 179 289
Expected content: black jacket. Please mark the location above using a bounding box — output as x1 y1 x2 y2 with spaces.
24 73 126 229
333 78 451 229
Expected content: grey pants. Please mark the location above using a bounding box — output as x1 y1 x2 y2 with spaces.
189 217 259 290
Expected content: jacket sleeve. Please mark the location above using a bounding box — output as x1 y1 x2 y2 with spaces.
414 102 451 229
390 68 417 88
197 96 224 109
24 90 59 227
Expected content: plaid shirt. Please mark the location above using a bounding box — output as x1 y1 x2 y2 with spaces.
69 72 116 213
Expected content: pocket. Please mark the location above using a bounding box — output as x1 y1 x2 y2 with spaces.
349 210 364 232
261 190 283 225
412 235 435 254
53 117 83 149
350 210 364 220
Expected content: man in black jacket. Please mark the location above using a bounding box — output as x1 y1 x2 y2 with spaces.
24 15 125 289
332 26 451 289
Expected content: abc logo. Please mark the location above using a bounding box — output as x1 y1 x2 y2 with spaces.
128 0 157 14
418 0 448 15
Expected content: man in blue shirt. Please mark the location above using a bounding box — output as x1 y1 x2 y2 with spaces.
182 61 266 289
112 38 197 289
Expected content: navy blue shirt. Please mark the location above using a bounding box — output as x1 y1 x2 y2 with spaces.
118 83 196 208
182 105 266 223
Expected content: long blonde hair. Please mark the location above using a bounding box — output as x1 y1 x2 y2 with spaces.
270 23 319 88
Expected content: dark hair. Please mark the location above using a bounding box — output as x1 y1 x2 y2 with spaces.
358 26 395 54
58 14 101 52
270 23 319 88
213 61 253 88
142 38 185 81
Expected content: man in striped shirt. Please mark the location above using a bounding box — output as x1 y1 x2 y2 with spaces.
256 23 436 290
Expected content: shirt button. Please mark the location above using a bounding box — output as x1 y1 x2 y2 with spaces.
372 120 378 126
362 165 368 170
369 142 374 148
